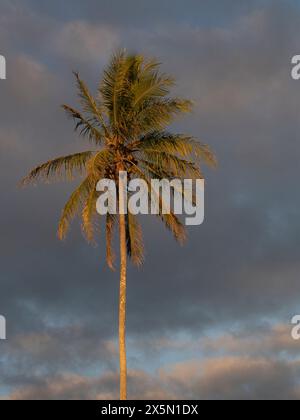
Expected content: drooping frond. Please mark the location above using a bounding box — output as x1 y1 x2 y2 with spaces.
58 175 95 240
141 155 203 180
22 151 94 185
129 163 187 244
126 212 144 266
81 149 116 252
82 188 99 243
62 105 104 145
87 149 114 179
106 213 117 270
194 143 217 167
160 212 187 245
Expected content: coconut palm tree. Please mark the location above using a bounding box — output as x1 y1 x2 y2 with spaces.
22 51 216 400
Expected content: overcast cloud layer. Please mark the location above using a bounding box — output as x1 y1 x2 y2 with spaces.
0 0 300 400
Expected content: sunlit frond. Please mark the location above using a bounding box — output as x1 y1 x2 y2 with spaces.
141 155 203 180
132 98 193 135
160 212 187 245
134 131 217 167
193 143 217 167
62 105 104 145
58 175 95 240
73 72 109 137
131 70 175 107
22 151 94 185
100 50 133 131
82 188 98 243
129 163 187 244
87 149 114 179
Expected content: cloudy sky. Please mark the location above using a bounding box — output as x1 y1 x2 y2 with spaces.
0 0 300 400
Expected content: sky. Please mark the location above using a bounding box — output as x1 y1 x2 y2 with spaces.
0 0 300 400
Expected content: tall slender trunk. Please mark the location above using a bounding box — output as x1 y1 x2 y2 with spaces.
118 170 127 400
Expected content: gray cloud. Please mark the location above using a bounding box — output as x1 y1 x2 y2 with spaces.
0 0 300 399
4 358 300 400
2 322 300 400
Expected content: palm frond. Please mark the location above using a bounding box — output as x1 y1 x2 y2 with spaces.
73 72 109 137
132 98 193 135
22 151 94 185
134 131 217 167
100 50 133 131
160 212 187 244
58 175 95 240
129 163 187 244
131 70 175 107
141 155 203 180
193 143 217 167
62 105 104 145
87 149 114 179
82 188 98 243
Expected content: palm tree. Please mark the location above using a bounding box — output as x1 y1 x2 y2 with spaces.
22 51 216 400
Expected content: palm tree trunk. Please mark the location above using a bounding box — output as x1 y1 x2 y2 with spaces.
118 170 127 400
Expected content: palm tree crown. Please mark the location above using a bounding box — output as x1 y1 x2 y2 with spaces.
22 50 216 268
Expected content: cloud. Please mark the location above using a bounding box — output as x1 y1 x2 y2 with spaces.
1 0 300 400
53 21 119 64
6 372 117 400
4 356 300 400
162 356 300 400
2 322 300 400
10 55 56 104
